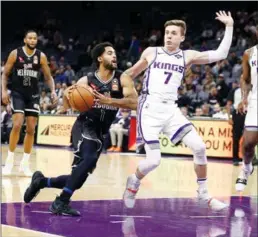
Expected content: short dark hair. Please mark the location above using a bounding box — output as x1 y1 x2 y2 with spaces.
91 42 114 68
24 30 37 38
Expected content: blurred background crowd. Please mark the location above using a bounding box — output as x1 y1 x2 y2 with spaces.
1 2 257 152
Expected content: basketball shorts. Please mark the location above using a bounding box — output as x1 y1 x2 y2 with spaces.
10 91 40 117
71 118 103 171
244 100 258 131
137 95 193 147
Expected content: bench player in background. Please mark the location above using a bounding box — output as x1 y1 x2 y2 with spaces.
235 37 258 191
24 42 138 216
1 30 57 176
122 11 234 210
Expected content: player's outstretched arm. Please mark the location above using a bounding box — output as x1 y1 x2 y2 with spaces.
40 52 58 104
185 11 234 65
93 77 138 110
121 47 155 80
1 50 17 104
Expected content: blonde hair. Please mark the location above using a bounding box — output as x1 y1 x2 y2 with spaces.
164 20 186 35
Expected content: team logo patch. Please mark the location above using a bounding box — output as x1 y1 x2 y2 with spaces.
33 56 38 64
104 91 111 98
174 54 182 59
111 78 119 91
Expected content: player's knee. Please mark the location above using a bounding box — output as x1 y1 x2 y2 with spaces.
26 127 35 136
193 141 207 165
12 121 23 132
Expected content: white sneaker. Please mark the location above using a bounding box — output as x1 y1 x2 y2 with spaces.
235 168 254 192
2 157 14 176
19 161 33 177
198 190 228 211
123 175 140 209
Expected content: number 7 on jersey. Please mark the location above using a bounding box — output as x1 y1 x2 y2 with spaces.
164 71 173 84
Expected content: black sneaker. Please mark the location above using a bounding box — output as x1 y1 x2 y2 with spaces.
49 196 81 216
24 171 44 203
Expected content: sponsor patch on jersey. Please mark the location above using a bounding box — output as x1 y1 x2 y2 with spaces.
19 57 24 63
33 56 38 64
90 83 98 90
111 78 119 91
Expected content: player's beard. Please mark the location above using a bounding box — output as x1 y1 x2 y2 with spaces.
103 60 117 70
26 43 36 50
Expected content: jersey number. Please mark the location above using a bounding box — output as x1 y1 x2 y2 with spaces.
23 77 31 86
164 71 173 84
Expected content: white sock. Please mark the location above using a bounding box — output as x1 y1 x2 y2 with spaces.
243 163 253 174
132 173 141 184
7 150 14 160
22 153 31 163
197 178 208 193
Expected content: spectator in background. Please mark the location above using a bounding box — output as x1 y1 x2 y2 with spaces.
216 28 225 41
216 74 230 106
107 109 131 152
62 83 68 91
55 65 68 84
58 56 66 67
55 82 63 99
202 74 216 90
212 103 228 119
208 86 222 108
127 34 140 63
194 107 203 117
189 84 209 112
231 58 242 82
201 103 211 117
40 90 51 114
49 56 58 76
65 65 75 84
176 86 191 108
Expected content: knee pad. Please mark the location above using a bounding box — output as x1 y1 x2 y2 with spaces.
193 141 207 165
138 143 161 175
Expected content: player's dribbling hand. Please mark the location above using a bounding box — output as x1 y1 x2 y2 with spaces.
1 90 10 105
215 11 234 27
92 90 111 105
237 100 248 115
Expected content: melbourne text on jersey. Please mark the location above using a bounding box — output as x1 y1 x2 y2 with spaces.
17 63 38 78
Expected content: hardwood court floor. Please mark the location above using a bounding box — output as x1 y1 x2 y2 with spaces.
1 145 257 237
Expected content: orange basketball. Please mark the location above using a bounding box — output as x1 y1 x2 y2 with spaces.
69 85 95 112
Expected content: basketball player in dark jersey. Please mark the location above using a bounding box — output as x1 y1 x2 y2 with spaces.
1 30 57 176
24 42 138 216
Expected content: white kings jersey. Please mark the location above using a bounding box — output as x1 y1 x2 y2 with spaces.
249 45 258 102
142 47 186 101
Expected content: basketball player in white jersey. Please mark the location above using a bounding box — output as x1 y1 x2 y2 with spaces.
122 11 234 211
235 40 258 191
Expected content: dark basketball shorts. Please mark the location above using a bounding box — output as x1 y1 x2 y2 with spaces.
10 90 40 117
71 118 103 171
